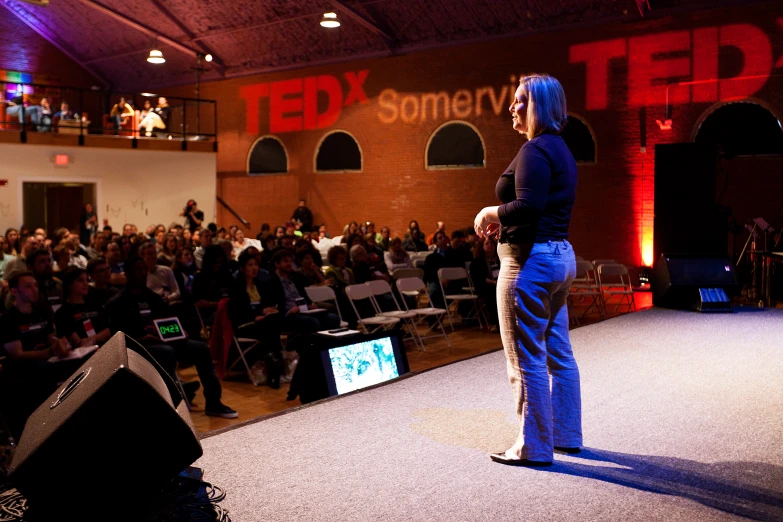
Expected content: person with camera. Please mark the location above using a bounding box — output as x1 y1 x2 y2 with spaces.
181 200 204 233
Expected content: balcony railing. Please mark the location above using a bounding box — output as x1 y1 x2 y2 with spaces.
0 82 217 150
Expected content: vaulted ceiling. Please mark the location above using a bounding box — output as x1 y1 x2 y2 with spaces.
0 0 769 91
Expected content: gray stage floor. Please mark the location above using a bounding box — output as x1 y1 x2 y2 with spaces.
196 308 783 521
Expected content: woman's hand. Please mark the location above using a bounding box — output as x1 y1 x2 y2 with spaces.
474 207 500 239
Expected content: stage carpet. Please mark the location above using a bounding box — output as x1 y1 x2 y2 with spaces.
196 308 783 521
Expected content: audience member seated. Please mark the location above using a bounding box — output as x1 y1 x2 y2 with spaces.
258 234 277 271
52 243 71 273
424 231 465 309
55 267 112 347
378 226 391 251
3 234 38 281
426 221 447 246
157 233 179 266
296 250 329 286
138 99 152 121
0 236 14 280
384 237 413 272
0 271 75 438
106 256 236 417
192 244 234 325
173 247 197 302
104 240 127 286
86 256 118 305
193 228 213 269
323 245 357 326
295 238 322 267
4 228 21 256
5 94 42 128
138 96 170 137
350 245 389 284
108 96 134 134
38 97 52 132
232 229 259 258
140 241 181 303
470 238 500 330
228 251 285 388
273 249 339 335
54 101 77 120
403 227 428 252
450 230 473 266
26 248 63 319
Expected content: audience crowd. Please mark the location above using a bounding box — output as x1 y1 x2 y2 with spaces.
0 198 499 438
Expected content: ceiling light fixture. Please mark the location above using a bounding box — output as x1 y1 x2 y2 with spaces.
320 12 340 28
196 52 213 63
147 49 165 64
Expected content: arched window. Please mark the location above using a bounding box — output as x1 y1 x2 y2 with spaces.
561 115 596 163
426 121 485 169
694 101 783 156
315 131 362 172
247 136 288 175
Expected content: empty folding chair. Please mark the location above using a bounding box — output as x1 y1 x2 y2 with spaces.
438 267 486 331
593 258 616 266
569 259 605 319
344 284 400 333
229 336 264 386
395 277 450 349
305 285 349 328
365 280 423 350
597 263 636 313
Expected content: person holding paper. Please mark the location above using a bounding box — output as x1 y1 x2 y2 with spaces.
272 249 340 334
55 268 112 348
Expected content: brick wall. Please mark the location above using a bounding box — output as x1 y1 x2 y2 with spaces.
166 1 783 268
0 8 96 87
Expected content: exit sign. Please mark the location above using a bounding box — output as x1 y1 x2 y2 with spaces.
55 154 69 166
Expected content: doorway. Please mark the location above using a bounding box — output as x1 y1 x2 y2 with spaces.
22 182 97 238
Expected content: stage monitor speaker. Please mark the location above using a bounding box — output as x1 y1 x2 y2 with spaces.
8 332 203 512
652 253 738 309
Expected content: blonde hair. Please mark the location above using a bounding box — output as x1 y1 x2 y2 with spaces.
519 74 568 139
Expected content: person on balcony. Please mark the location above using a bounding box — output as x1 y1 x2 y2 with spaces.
109 96 134 134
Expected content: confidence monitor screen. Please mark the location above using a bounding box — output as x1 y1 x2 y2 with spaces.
320 333 408 396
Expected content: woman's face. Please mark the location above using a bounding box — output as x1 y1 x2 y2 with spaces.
509 84 528 134
156 225 166 235
180 249 193 265
275 227 285 238
235 230 245 242
72 273 89 297
183 229 191 241
166 236 178 251
192 231 200 243
121 237 131 254
391 239 402 253
242 258 259 279
155 231 165 244
349 222 358 233
334 253 346 268
7 230 18 244
301 253 314 269
483 239 496 257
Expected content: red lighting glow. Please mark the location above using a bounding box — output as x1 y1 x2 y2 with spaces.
55 154 69 166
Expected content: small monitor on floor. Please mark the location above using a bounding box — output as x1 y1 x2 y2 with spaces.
320 332 408 396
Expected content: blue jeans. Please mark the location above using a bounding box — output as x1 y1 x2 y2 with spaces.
6 105 41 125
497 240 581 461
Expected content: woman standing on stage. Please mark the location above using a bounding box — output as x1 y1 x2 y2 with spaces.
474 74 581 466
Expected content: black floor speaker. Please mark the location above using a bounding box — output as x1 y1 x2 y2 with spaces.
8 332 203 514
652 253 738 309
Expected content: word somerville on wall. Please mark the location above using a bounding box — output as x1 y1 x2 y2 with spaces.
239 20 782 133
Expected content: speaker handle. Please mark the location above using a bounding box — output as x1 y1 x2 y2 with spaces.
50 368 91 410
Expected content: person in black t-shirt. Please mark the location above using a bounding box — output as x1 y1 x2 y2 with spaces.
291 199 313 232
85 256 118 307
26 248 63 320
0 271 74 438
106 257 236 418
55 268 112 348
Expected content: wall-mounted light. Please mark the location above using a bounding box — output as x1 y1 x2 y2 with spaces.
320 12 340 28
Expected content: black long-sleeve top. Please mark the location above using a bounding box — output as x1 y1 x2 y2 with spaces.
496 133 577 244
228 270 285 329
